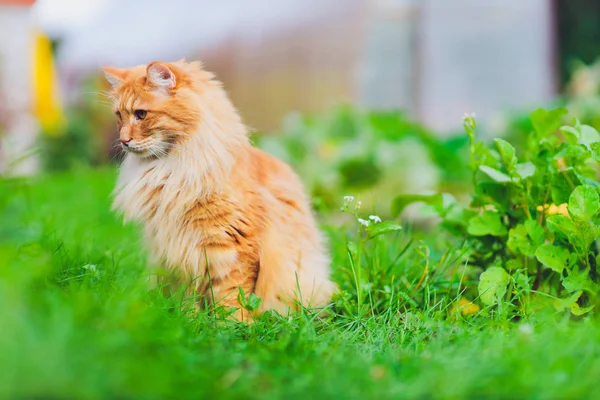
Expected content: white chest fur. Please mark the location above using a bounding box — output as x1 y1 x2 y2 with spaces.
112 154 238 280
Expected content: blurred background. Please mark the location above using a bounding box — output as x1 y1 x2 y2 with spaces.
2 0 600 213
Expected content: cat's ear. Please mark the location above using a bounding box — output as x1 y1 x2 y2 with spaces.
102 67 127 89
146 62 176 92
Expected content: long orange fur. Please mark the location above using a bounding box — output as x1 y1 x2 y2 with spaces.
102 60 335 320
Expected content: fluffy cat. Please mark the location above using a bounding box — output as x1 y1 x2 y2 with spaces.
102 60 335 320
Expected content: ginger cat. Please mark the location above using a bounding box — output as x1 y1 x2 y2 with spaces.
102 60 335 320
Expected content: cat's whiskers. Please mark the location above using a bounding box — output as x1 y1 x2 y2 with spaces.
90 90 119 108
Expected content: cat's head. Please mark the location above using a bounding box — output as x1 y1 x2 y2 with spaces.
102 60 206 159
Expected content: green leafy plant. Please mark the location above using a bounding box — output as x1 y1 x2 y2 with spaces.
331 195 469 319
394 108 600 315
39 75 115 171
237 286 262 312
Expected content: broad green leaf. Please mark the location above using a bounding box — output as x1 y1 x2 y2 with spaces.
473 143 498 168
562 268 598 294
515 162 535 180
246 293 262 311
560 125 580 144
237 289 263 312
591 142 600 162
479 165 512 183
551 290 593 316
478 267 511 306
553 290 582 312
576 173 600 190
535 244 570 274
507 221 544 257
505 258 525 271
530 107 568 138
570 303 595 316
474 182 510 211
547 214 577 238
525 219 546 247
494 138 517 171
551 169 580 205
440 205 473 234
513 271 532 293
548 214 598 254
366 221 403 239
578 124 600 148
568 185 600 220
390 193 443 217
467 211 507 237
554 143 588 160
573 219 598 252
438 193 462 218
237 285 262 311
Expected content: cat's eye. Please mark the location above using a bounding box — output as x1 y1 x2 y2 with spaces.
115 111 122 120
134 110 147 120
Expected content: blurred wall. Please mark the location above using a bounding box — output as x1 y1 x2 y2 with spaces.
0 0 39 175
202 3 366 132
359 0 555 134
48 0 368 134
360 0 419 114
417 0 555 133
40 0 556 135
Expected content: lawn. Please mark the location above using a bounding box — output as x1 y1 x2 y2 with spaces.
2 166 600 399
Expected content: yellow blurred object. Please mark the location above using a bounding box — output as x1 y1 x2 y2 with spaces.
536 203 570 218
451 298 480 316
31 30 65 136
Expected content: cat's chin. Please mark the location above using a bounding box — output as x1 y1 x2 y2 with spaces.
124 147 159 160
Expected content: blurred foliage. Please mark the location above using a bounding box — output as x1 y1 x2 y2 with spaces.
499 58 600 153
557 0 600 87
254 106 469 214
39 76 114 171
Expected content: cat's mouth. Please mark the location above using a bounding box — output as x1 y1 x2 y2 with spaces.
122 141 166 159
121 143 140 154
122 144 140 153
121 142 148 157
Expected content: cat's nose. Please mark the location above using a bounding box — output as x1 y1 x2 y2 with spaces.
120 138 132 147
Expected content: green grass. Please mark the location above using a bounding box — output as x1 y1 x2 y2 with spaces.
2 168 600 399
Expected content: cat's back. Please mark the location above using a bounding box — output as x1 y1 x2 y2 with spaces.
246 146 297 180
229 145 312 217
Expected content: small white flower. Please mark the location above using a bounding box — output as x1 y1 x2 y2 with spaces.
344 195 354 202
518 323 534 335
369 215 382 223
357 218 370 227
82 264 97 272
356 201 362 210
360 282 374 293
463 112 476 130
